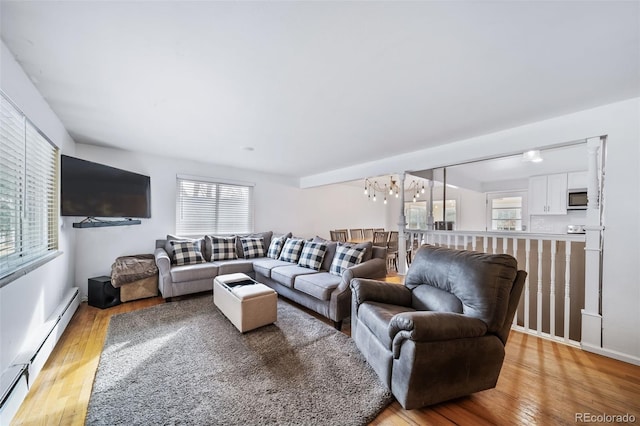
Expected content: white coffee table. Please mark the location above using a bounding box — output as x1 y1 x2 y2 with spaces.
213 273 277 332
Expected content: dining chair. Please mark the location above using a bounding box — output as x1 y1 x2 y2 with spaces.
387 231 399 271
363 228 374 242
407 235 421 265
349 229 364 241
373 231 389 247
334 230 348 243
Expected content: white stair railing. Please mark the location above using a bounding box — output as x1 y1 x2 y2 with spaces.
406 229 585 346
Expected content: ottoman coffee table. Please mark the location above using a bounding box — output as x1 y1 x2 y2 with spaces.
213 273 277 332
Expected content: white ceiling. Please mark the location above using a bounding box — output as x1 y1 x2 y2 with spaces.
1 1 639 178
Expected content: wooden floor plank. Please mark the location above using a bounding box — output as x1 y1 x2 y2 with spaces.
10 278 640 426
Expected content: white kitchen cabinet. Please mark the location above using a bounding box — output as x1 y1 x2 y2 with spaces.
567 170 587 189
528 173 568 215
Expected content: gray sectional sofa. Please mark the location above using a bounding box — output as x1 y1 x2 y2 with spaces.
154 231 387 329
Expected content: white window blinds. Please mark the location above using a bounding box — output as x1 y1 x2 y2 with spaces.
176 176 254 235
0 93 59 279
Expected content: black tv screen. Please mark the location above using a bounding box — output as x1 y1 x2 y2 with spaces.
61 155 151 218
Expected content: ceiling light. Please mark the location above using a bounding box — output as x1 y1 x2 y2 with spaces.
522 150 543 163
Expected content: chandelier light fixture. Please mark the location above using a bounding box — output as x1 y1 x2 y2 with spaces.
364 176 425 204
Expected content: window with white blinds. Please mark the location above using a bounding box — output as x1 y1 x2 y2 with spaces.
1 92 59 280
176 175 254 236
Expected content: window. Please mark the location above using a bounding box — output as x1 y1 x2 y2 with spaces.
1 93 59 280
487 192 527 231
176 175 254 235
405 201 427 229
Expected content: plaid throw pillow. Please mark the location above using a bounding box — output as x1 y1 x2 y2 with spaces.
298 241 328 271
241 237 266 259
169 240 205 266
278 238 305 263
329 245 365 276
209 236 237 261
267 236 286 259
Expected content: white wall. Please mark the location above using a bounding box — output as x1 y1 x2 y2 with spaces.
73 144 386 296
303 98 640 363
0 42 77 373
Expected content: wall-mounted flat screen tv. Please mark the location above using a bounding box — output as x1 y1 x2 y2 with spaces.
61 155 151 218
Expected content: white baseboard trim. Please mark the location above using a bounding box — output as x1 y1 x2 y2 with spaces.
581 343 640 366
0 287 79 423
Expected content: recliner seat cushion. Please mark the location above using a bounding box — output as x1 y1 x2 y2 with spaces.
294 272 341 301
411 284 463 313
358 301 416 349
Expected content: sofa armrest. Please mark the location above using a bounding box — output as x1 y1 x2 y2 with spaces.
350 278 412 308
347 257 387 279
390 312 488 358
154 248 171 277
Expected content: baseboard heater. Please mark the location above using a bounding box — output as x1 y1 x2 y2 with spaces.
0 287 80 423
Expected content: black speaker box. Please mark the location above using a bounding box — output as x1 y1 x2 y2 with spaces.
88 276 121 309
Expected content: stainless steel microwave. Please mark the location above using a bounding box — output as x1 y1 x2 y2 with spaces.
567 189 588 210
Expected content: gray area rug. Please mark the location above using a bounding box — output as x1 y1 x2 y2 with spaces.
86 295 392 425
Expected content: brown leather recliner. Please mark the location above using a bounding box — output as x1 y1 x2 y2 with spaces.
350 245 527 409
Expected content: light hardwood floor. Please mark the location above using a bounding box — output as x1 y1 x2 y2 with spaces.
11 278 640 426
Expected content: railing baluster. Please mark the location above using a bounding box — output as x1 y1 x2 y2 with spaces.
406 230 583 347
564 241 572 343
550 240 557 339
524 239 531 331
537 239 543 335
512 237 519 326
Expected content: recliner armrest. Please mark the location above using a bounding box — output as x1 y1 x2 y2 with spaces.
390 312 488 358
350 278 412 308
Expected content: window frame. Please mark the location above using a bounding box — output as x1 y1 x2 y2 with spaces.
0 91 60 287
486 191 528 232
175 174 255 237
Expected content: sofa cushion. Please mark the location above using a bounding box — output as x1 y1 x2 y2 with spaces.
270 264 318 288
329 245 365 276
339 241 373 262
165 235 206 262
253 258 292 278
267 235 287 259
212 259 255 275
208 236 237 261
358 301 416 349
170 262 219 283
294 272 341 301
235 231 273 258
169 240 205 266
240 237 266 259
297 241 328 271
278 238 305 263
313 236 337 271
